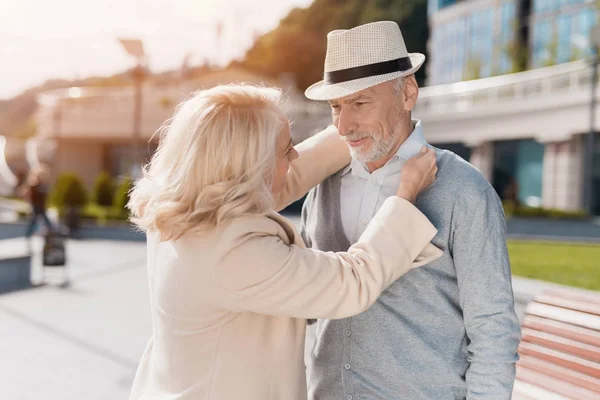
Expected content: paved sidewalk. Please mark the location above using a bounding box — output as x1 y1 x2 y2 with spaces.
506 217 600 243
0 238 149 400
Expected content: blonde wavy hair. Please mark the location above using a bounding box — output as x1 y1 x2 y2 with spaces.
128 84 284 241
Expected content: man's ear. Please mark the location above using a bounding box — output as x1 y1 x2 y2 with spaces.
403 75 419 112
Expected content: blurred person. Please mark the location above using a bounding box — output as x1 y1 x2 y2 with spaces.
126 84 442 399
18 163 53 238
302 21 521 399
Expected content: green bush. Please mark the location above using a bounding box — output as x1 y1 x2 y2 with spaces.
49 174 69 208
503 202 588 221
546 209 588 220
93 172 116 208
114 176 133 217
81 203 130 223
50 172 89 209
502 201 516 218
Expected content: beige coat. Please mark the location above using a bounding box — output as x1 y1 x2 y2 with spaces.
129 127 442 400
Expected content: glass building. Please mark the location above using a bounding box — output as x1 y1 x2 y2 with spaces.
429 0 518 85
428 0 597 85
428 0 599 213
531 0 597 68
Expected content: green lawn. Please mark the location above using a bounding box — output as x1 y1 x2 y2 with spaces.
508 240 600 291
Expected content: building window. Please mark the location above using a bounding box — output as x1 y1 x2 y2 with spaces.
533 20 553 67
454 17 468 82
492 139 544 207
575 8 597 57
500 2 517 74
557 14 573 63
534 0 562 14
428 0 458 15
531 4 598 67
467 8 494 79
428 0 524 84
516 140 545 207
429 0 437 15
434 22 457 84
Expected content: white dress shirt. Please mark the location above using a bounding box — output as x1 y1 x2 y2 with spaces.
340 119 428 243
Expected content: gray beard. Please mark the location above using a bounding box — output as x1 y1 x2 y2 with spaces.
349 130 399 163
345 110 410 164
347 119 405 164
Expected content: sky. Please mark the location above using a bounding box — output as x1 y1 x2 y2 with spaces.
0 0 314 99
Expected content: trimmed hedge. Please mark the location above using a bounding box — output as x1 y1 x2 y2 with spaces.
503 201 588 221
93 172 116 208
50 172 88 209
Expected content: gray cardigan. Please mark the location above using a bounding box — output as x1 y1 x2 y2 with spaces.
302 149 521 400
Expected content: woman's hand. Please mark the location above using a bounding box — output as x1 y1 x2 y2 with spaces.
396 146 437 204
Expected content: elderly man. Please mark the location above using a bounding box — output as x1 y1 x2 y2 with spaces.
302 21 521 399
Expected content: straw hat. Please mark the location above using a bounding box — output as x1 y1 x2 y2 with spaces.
305 21 425 101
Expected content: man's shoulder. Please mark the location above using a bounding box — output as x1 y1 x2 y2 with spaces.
432 149 495 204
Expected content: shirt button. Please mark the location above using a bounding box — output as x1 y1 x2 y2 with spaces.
361 218 368 224
347 395 353 400
346 329 352 337
344 363 351 370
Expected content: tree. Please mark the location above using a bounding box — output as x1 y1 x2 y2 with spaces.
93 172 116 208
240 0 430 90
464 57 483 81
504 20 529 74
114 176 133 218
62 174 89 209
50 172 88 209
543 32 559 68
50 172 89 232
570 46 585 62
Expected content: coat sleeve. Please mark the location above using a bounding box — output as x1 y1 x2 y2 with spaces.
212 197 443 319
274 125 351 212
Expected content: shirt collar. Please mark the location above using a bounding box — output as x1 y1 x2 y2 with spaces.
341 119 427 178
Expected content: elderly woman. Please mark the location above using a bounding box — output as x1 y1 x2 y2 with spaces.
127 84 441 400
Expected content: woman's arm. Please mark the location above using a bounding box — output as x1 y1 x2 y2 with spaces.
274 125 350 211
213 197 442 319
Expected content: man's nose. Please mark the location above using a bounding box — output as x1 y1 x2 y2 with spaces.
337 110 357 137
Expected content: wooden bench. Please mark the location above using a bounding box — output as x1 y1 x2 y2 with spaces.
513 288 600 400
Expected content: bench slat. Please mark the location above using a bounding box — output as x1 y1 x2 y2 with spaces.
545 289 600 307
519 342 600 379
517 366 600 400
513 379 569 400
521 327 600 363
536 294 600 317
526 303 600 332
523 316 600 348
518 354 600 393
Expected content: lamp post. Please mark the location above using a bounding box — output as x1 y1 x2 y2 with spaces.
585 25 600 215
117 39 147 176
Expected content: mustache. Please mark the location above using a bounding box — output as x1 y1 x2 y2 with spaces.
345 131 373 142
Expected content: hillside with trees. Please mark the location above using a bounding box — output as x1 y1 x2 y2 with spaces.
239 0 429 90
